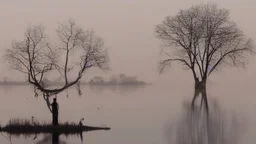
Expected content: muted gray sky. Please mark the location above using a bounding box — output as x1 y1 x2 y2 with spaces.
0 0 256 84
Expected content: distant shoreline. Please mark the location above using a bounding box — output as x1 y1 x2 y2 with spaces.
0 81 149 86
0 81 29 85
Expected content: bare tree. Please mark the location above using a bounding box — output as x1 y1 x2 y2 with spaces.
4 20 109 123
155 4 254 89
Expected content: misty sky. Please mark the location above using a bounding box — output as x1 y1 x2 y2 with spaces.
0 0 256 85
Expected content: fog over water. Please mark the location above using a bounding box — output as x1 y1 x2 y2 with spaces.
0 83 254 144
0 0 256 144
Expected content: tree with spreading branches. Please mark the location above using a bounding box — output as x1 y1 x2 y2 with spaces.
155 4 254 89
4 20 109 124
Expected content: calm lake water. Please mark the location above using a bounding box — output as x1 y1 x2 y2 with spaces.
0 82 255 144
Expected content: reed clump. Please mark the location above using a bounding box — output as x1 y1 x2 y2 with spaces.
1 118 110 135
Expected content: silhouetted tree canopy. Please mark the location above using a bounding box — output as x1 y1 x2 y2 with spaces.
155 4 254 88
4 20 109 112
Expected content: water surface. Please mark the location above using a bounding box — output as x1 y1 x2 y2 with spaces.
0 82 254 144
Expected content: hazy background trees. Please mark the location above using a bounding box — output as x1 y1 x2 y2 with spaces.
88 74 147 85
155 4 254 89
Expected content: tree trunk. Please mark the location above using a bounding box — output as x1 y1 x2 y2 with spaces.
194 78 206 90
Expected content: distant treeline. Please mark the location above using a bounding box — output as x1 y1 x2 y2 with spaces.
0 80 29 85
88 74 147 85
0 74 147 86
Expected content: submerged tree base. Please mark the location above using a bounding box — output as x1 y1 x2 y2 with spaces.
0 118 110 135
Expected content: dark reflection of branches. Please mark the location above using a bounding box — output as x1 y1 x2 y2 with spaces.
35 132 85 144
35 133 61 144
35 133 67 144
166 89 243 144
191 88 209 112
2 132 83 144
79 132 83 142
1 132 12 144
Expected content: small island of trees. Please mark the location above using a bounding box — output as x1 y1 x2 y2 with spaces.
88 74 148 85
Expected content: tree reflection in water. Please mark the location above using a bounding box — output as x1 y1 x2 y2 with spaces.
36 132 83 144
166 89 244 144
35 133 63 144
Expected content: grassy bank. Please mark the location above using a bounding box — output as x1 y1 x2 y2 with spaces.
1 118 110 135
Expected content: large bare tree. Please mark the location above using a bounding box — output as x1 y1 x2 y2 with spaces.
4 20 109 123
155 4 254 89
